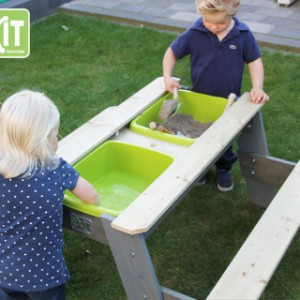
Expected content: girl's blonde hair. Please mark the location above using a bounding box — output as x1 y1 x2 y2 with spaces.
196 0 240 16
0 90 60 178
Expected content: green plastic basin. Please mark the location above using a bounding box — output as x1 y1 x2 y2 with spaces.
130 90 227 146
64 140 174 217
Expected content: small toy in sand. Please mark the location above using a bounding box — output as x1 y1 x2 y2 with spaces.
157 84 182 120
149 121 175 135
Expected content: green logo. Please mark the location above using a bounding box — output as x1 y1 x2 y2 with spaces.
0 9 30 58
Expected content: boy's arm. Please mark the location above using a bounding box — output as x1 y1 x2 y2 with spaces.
248 58 269 104
71 176 100 205
163 47 181 93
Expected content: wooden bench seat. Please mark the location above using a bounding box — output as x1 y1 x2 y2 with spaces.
207 160 300 300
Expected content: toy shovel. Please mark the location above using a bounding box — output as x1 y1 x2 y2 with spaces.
158 87 181 120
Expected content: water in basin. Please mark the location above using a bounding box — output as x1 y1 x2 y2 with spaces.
64 140 174 217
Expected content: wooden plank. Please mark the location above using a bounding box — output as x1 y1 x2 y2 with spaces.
238 151 296 186
237 112 275 208
112 92 264 234
101 216 163 300
161 286 196 300
57 77 166 165
207 160 300 300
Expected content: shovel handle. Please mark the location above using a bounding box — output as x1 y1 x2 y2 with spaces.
173 87 178 100
224 93 237 112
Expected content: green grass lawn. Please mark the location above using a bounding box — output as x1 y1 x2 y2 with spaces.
1 12 300 300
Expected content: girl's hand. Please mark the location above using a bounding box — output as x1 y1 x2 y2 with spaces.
71 177 100 206
251 87 269 104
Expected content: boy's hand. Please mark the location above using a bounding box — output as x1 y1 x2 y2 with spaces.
251 87 269 104
164 77 181 94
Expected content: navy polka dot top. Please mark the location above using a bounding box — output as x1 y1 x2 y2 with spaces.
0 158 79 292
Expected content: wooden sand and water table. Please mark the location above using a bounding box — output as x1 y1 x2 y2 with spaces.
58 77 300 300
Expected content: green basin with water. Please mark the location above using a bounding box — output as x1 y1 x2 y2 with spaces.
64 140 174 217
130 90 227 146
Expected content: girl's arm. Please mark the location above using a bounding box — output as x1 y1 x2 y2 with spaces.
248 58 269 104
71 176 100 205
163 47 181 93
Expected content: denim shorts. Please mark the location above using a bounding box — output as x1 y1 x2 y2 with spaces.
0 284 65 300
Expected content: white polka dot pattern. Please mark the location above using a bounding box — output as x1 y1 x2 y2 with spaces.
0 159 79 292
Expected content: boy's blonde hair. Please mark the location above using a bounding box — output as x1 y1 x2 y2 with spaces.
0 90 60 178
196 0 240 16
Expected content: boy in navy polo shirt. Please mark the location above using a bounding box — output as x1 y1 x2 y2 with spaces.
163 0 269 192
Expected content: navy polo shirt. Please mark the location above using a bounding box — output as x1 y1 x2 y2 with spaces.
0 159 79 292
171 17 261 98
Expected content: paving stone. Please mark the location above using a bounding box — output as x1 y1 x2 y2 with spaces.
238 4 261 14
271 26 300 39
169 3 195 12
237 12 268 23
89 0 121 9
250 0 281 8
290 11 300 20
113 0 145 3
139 0 174 9
264 15 300 28
142 7 175 18
246 22 275 34
169 11 198 23
113 2 145 13
60 0 300 51
256 6 294 17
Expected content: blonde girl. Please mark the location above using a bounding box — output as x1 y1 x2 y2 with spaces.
0 90 99 300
